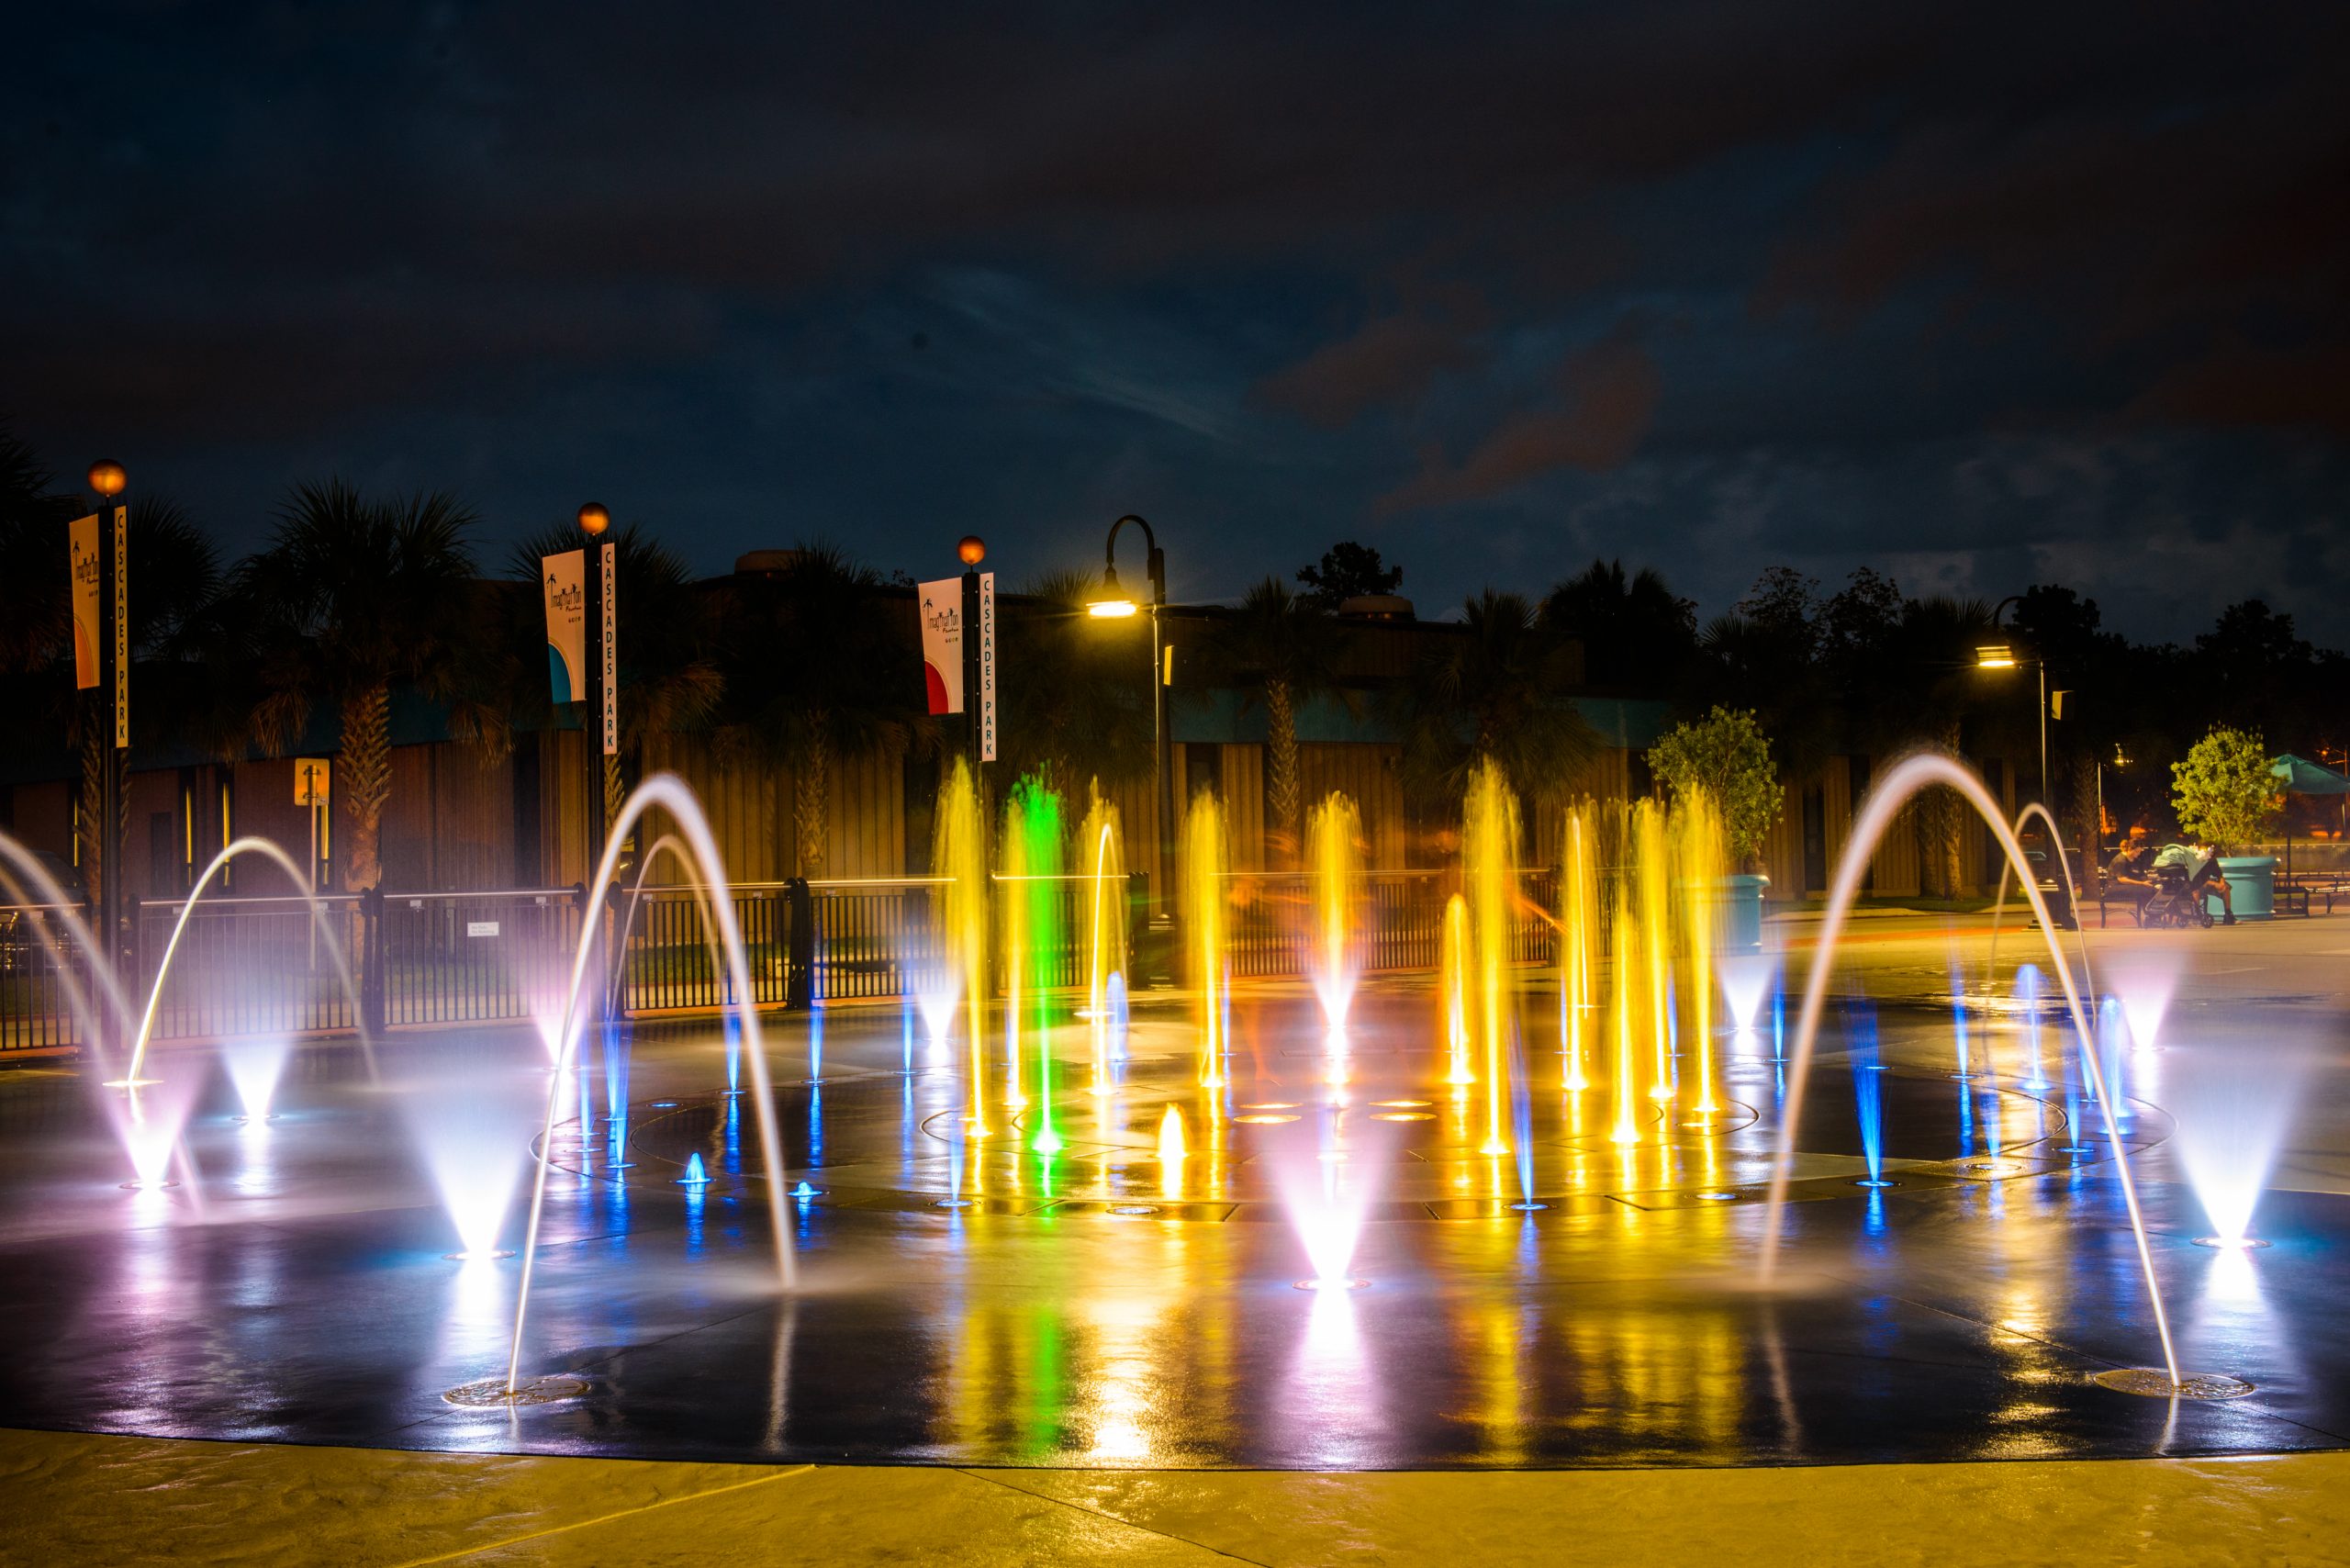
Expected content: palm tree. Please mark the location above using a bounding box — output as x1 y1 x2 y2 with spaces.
508 521 722 832
1540 559 1697 689
1197 577 1352 857
996 570 1154 802
720 544 919 879
234 481 487 890
1393 589 1597 809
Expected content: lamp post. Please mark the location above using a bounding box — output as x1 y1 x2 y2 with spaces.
957 535 988 778
576 503 613 883
1087 515 1171 923
86 460 129 982
1978 596 2046 807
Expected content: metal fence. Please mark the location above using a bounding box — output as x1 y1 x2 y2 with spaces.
1 867 1555 1052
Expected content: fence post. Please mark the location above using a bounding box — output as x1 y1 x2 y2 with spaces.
784 878 815 1010
362 885 386 1036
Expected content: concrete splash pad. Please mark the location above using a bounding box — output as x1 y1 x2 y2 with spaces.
0 989 2343 1473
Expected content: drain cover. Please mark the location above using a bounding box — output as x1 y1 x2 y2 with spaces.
2092 1369 2255 1400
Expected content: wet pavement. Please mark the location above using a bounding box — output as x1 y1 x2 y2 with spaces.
2 919 2347 1472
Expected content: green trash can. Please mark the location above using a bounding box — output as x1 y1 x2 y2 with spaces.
2211 856 2275 921
1721 874 1769 953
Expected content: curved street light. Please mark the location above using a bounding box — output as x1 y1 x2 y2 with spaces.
1981 595 2046 804
1089 516 1173 933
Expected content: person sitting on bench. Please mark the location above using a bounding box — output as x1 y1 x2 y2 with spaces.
2164 837 2237 924
2106 826 2158 916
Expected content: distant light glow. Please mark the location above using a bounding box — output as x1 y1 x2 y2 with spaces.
1087 598 1139 619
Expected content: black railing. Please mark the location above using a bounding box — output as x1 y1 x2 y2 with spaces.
0 867 1558 1051
0 905 92 1051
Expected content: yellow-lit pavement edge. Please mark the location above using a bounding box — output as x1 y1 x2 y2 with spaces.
2 1427 2346 1566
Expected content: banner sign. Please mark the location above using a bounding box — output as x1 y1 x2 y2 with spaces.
918 577 964 715
978 571 997 762
111 505 128 748
69 514 100 691
542 549 586 702
599 542 618 756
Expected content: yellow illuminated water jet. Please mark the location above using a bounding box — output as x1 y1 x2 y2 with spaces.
1183 793 1230 1091
934 761 990 1137
1560 805 1597 1093
1441 894 1474 1087
1307 793 1361 1099
1158 1104 1189 1200
1079 791 1127 1096
1632 799 1674 1104
1610 897 1643 1144
1463 761 1520 1158
1673 788 1726 1117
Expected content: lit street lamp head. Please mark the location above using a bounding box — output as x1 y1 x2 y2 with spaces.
87 460 127 498
577 503 610 536
1088 561 1138 617
1975 643 2018 670
958 535 987 566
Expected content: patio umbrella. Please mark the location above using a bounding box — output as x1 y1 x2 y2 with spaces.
2270 754 2350 876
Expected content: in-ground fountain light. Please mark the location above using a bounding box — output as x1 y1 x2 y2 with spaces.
405 1069 534 1260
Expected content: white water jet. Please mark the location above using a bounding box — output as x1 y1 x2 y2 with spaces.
1718 954 1774 1036
222 1035 294 1121
2104 948 2178 1053
503 773 797 1395
2171 1037 2309 1247
126 836 375 1086
405 1065 540 1258
1760 752 2184 1388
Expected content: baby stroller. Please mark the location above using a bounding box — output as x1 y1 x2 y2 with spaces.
2138 861 2215 928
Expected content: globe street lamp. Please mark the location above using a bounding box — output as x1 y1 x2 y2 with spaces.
1089 515 1171 928
1979 597 2047 805
85 461 129 981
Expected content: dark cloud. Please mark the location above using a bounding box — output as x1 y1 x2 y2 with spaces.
1257 316 1482 429
3 1 2346 641
1378 328 1662 512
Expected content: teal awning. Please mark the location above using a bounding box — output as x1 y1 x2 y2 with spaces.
2271 754 2350 796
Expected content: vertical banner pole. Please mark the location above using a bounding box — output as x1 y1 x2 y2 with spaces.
961 569 981 777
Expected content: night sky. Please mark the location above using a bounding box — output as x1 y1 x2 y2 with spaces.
9 3 2348 641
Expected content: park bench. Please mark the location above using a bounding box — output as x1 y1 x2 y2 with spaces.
2275 870 2350 917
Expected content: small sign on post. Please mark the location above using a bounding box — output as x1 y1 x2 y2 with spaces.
598 541 618 756
978 570 997 762
110 504 128 749
295 757 331 966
